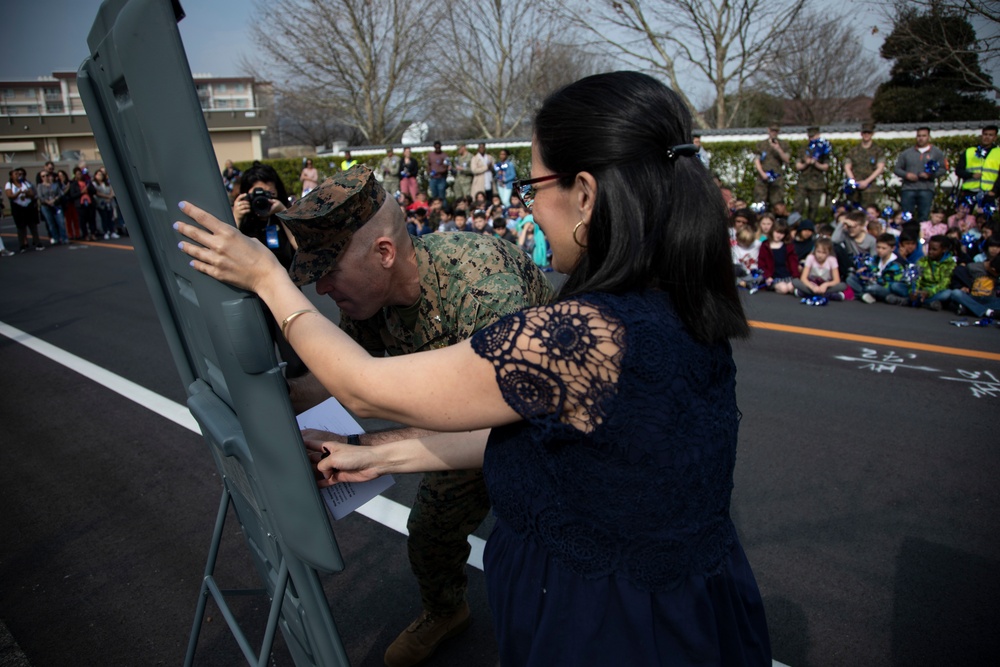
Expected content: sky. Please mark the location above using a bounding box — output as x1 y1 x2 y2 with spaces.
0 0 993 100
1 1 253 81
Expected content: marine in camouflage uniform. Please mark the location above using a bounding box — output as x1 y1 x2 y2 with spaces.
844 122 886 209
277 164 553 666
339 232 553 621
752 124 791 207
793 127 830 221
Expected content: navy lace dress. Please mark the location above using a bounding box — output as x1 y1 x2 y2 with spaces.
470 290 770 666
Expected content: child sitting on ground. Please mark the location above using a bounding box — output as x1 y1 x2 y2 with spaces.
759 218 799 294
757 213 775 243
847 233 905 303
732 226 762 289
920 208 948 242
886 234 956 310
792 237 847 300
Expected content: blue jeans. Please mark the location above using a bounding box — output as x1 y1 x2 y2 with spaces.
943 289 1000 317
428 177 447 200
98 206 116 235
497 184 512 208
900 189 934 223
41 204 68 243
846 274 891 300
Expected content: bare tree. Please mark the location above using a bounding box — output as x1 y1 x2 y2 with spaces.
549 0 807 129
434 0 601 139
246 0 435 145
877 0 999 96
755 11 883 125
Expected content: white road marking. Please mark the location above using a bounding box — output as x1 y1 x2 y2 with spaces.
2 320 791 667
0 319 486 570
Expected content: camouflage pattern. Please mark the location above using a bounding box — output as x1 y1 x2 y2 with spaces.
755 138 790 174
793 141 828 220
845 142 886 207
796 145 828 190
753 138 790 206
845 143 885 182
341 232 554 616
276 164 387 286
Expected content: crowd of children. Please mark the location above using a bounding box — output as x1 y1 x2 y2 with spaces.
730 199 1000 321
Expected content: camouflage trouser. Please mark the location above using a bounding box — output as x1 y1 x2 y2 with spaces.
452 176 473 200
407 468 491 616
382 178 400 197
752 178 786 208
849 185 882 209
793 187 824 221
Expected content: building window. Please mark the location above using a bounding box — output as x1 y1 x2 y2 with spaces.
216 99 229 109
2 89 14 99
25 105 39 113
216 83 227 92
46 102 65 113
234 99 247 108
234 83 245 92
44 88 60 100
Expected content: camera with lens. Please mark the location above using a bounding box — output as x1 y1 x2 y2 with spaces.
248 188 275 218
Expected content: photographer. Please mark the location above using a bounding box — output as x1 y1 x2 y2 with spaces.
232 162 306 376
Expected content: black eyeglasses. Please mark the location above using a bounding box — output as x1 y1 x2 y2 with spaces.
513 174 571 212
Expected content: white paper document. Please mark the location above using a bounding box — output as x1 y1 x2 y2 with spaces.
296 397 395 520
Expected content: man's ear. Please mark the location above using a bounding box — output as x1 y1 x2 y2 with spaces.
375 237 397 268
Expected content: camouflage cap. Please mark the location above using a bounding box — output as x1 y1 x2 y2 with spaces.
861 122 875 133
806 125 820 136
277 164 387 286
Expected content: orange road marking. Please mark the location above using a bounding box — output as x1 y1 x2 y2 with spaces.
749 320 1000 362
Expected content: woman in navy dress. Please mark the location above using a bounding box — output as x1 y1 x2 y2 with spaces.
178 71 770 666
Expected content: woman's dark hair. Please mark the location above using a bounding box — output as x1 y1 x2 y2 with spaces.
533 71 748 343
239 161 289 203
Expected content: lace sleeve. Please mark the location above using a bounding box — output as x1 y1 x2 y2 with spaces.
470 298 624 433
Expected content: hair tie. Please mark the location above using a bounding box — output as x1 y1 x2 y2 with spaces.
665 144 699 161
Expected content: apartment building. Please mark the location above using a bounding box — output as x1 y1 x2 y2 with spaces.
0 72 270 169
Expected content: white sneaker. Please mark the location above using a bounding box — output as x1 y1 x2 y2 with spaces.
103 232 110 239
50 238 57 245
110 233 120 239
861 293 876 304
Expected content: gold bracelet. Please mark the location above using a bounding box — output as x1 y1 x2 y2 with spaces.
280 309 319 339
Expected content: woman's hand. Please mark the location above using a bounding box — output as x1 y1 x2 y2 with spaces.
175 201 286 293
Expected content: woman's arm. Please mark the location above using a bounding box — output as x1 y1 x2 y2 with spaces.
176 202 522 433
307 429 489 485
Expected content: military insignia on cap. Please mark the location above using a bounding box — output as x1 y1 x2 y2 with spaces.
277 164 387 286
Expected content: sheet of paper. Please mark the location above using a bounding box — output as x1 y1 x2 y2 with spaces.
296 397 395 520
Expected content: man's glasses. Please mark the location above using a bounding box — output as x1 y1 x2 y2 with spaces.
513 174 570 212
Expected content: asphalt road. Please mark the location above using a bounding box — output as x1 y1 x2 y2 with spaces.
1 223 998 667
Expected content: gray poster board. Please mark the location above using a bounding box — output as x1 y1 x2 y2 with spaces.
79 1 350 664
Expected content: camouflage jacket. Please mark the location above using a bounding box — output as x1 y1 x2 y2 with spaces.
341 232 554 355
796 146 828 189
845 143 885 181
755 138 791 174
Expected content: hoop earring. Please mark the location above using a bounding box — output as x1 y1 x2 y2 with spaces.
573 219 588 248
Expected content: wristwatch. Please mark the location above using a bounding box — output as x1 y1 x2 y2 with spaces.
347 434 362 446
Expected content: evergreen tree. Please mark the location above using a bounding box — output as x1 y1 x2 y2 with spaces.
871 2 998 123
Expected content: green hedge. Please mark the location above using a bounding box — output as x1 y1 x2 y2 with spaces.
705 134 979 222
239 137 978 220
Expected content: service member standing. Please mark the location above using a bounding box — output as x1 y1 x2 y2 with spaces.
793 126 830 221
844 122 886 208
753 124 791 208
955 124 999 205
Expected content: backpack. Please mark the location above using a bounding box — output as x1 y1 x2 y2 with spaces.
970 275 996 298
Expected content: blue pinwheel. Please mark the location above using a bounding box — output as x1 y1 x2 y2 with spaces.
924 159 940 175
808 138 832 160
